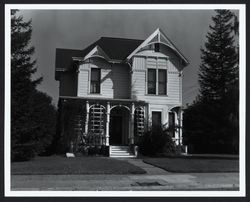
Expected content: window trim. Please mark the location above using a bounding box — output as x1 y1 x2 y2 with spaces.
158 69 167 95
146 65 168 96
90 67 101 94
147 68 157 95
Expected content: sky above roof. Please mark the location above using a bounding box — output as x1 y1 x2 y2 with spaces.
19 9 231 106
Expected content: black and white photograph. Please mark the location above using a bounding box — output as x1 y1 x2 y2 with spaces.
4 4 246 197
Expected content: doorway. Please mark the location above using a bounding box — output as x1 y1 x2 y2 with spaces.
109 106 129 145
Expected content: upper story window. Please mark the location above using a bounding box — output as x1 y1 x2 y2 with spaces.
90 68 101 94
158 69 167 95
148 69 156 94
147 68 167 95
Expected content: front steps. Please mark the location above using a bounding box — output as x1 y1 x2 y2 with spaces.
109 145 136 158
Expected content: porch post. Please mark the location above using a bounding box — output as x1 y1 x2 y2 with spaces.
179 108 183 145
130 103 135 144
173 111 178 145
105 102 110 146
85 101 89 134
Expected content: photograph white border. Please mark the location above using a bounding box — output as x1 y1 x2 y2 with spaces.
4 3 246 197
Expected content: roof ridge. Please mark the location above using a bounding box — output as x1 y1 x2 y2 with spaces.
56 48 83 51
100 36 143 41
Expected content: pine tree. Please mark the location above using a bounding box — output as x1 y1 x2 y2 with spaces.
198 10 238 102
183 10 239 154
11 10 56 161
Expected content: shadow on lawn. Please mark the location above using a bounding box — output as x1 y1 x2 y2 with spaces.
11 156 146 175
143 156 239 173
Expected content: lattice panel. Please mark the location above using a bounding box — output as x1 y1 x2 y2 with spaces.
89 105 106 136
134 107 144 136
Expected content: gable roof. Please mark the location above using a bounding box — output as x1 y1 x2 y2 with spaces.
127 28 189 65
55 48 83 71
55 37 143 72
55 28 189 80
82 37 143 61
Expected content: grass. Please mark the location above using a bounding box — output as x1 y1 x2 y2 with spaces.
11 156 146 175
143 157 239 173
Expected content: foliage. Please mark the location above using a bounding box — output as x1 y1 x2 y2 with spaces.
138 126 177 156
198 10 238 102
11 10 56 161
183 10 239 154
54 100 86 154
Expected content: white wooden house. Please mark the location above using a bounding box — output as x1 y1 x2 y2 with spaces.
55 28 189 157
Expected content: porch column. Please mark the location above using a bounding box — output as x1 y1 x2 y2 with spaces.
173 111 178 145
105 102 110 146
85 101 89 133
178 108 183 145
130 103 135 144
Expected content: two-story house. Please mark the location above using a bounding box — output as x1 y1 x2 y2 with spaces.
55 28 189 157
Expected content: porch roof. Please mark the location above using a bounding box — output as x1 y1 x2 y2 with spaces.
59 96 146 105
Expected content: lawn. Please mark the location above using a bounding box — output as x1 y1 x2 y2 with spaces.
11 156 146 175
143 157 239 173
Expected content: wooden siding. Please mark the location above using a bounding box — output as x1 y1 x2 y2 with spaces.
131 50 182 105
77 63 89 97
112 64 130 99
77 60 130 99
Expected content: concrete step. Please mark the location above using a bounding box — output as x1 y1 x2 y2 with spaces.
110 145 135 158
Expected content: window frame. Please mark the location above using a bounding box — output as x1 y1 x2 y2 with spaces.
146 64 168 96
147 68 157 95
90 67 101 94
158 69 167 95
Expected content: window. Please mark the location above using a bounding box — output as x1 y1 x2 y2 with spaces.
152 111 161 129
155 43 160 52
158 69 167 95
148 69 156 94
90 68 100 93
147 68 167 95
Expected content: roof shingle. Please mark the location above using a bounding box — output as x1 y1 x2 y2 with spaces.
55 37 143 71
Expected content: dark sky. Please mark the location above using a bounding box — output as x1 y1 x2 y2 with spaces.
20 9 217 106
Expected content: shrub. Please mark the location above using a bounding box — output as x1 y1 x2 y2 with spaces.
11 143 36 162
138 126 176 156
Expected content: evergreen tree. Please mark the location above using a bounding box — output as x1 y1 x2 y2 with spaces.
199 10 238 102
183 10 239 154
11 10 56 161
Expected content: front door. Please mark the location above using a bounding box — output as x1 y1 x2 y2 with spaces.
109 115 123 145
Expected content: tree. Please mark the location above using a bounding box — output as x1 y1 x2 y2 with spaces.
11 10 56 161
183 10 239 154
198 10 238 102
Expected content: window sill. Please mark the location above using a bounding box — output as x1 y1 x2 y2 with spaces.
88 93 102 95
145 94 168 97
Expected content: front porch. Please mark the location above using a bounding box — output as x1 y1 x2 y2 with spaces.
57 96 147 156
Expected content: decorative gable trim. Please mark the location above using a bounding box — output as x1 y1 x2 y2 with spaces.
84 45 111 61
127 28 189 66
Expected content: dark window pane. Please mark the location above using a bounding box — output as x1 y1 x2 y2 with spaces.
148 69 156 94
91 68 100 93
91 68 100 81
152 111 161 130
158 69 167 95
